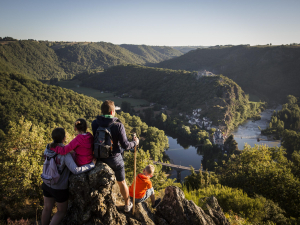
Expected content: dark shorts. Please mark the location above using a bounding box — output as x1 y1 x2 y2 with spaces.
100 154 125 182
42 183 69 203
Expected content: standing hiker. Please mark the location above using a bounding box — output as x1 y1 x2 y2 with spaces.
92 100 139 212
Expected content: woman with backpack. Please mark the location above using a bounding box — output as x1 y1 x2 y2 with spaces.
41 127 96 225
50 118 94 166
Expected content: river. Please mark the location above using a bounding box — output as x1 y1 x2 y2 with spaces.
164 106 282 181
231 105 282 150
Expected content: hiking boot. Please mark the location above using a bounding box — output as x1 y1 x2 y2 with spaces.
152 198 161 209
124 202 133 212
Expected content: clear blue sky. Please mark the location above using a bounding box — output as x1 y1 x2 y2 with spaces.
1 0 299 46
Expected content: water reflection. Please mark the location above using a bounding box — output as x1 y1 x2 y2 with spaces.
231 106 282 150
164 136 202 182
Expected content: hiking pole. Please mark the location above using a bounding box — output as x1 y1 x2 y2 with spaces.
132 133 137 215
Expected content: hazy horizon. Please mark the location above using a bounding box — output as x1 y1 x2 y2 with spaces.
1 0 300 46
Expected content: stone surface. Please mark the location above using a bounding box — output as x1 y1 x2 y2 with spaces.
204 196 230 225
61 162 229 225
61 161 126 225
156 186 230 225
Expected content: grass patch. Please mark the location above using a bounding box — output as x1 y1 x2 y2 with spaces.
58 80 149 107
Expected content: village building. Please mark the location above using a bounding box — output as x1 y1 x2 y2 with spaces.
196 70 215 79
212 129 225 145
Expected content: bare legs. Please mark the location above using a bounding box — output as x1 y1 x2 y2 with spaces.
42 197 55 225
41 196 68 225
150 193 155 206
117 180 130 206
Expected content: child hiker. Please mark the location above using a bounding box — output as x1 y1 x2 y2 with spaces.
129 165 161 209
41 127 96 225
51 118 93 166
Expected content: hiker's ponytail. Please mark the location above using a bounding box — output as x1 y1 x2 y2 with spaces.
75 118 87 133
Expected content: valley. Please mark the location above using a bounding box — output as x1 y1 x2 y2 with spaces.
1 37 300 223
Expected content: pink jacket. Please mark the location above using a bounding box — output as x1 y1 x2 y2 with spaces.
51 132 94 166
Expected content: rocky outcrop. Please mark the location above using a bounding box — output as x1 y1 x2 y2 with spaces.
61 162 230 225
156 186 229 225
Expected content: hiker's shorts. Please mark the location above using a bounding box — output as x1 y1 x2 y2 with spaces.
42 182 69 203
131 187 154 203
100 154 125 181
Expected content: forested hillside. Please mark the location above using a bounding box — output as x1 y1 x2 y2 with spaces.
52 42 146 75
81 64 262 130
156 45 300 102
0 41 67 80
0 40 184 80
120 44 182 63
171 45 208 54
0 72 101 135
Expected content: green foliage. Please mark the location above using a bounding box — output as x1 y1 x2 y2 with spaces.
262 95 300 157
218 144 300 218
281 130 300 156
0 41 67 80
0 118 48 219
54 42 145 75
0 41 183 81
0 37 18 41
263 95 300 136
156 45 300 102
183 185 289 224
160 113 167 123
184 167 218 191
140 126 169 161
0 72 102 134
120 44 182 63
55 42 182 75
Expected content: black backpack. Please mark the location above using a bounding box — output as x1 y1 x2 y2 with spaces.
94 122 116 158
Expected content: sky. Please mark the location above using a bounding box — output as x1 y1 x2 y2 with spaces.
1 0 300 46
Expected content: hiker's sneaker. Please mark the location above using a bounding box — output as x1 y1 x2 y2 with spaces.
152 198 161 209
124 202 133 212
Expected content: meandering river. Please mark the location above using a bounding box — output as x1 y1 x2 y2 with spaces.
164 106 282 181
231 105 282 150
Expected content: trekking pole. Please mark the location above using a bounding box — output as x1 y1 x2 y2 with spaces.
132 133 137 215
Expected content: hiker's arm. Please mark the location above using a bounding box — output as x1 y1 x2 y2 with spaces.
51 138 79 155
92 120 98 136
64 153 95 174
118 124 136 150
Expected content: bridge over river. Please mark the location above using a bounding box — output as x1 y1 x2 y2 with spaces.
153 161 200 182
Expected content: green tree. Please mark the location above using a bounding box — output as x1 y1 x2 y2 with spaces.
219 144 300 218
0 118 49 219
160 113 167 123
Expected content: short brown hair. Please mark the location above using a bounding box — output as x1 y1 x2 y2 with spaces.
75 118 87 132
50 128 65 148
145 165 155 175
101 100 115 115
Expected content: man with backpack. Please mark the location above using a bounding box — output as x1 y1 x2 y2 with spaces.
92 100 139 212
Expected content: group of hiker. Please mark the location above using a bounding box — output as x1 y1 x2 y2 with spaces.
41 100 161 225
